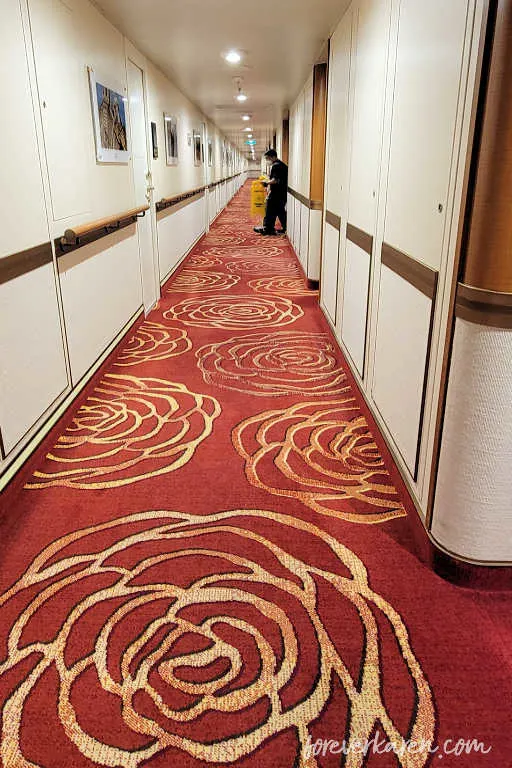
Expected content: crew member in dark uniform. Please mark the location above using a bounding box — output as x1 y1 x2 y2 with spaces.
254 149 288 236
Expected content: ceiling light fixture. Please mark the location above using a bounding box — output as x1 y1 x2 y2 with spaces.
225 51 242 64
242 115 251 121
233 77 247 103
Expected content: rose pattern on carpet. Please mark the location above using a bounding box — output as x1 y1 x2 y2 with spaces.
164 295 304 329
248 276 315 296
233 400 406 523
114 322 192 367
168 269 240 293
196 332 348 397
26 375 221 489
6 182 509 766
0 509 434 768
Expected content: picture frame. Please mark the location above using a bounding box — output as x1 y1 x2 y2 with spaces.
207 138 213 167
164 114 178 166
151 122 158 159
88 67 129 164
193 130 202 166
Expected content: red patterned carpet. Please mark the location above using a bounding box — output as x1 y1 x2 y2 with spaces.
0 184 511 767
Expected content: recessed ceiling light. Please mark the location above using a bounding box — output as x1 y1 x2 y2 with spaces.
225 51 241 64
236 93 248 102
242 115 251 121
243 127 252 132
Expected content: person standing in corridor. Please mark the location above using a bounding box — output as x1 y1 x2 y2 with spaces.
254 149 288 236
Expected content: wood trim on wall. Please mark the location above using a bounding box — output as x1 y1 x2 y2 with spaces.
287 187 310 207
282 117 290 165
346 223 373 255
462 0 512 292
310 63 328 206
325 210 341 230
381 242 438 299
0 242 53 286
455 282 512 327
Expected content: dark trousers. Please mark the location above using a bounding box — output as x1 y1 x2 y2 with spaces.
263 195 287 233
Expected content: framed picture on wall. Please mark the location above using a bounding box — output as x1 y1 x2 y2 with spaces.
151 122 158 159
207 139 213 167
193 130 202 166
164 114 178 166
88 67 129 163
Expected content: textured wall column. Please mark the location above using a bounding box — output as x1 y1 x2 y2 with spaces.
432 0 512 564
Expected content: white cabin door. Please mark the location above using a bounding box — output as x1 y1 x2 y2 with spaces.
127 58 158 312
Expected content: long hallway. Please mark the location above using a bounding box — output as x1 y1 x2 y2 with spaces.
0 184 510 766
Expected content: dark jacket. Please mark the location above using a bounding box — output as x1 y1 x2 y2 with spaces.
268 160 288 200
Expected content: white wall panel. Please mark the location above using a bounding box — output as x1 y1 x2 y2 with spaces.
287 194 295 245
157 196 206 281
208 190 216 224
321 223 340 324
301 77 313 198
325 9 353 217
432 320 512 561
299 203 310 269
372 266 432 474
289 100 303 193
29 0 91 222
341 241 370 375
292 198 300 251
0 2 48 256
0 264 68 453
0 0 244 485
126 57 158 313
348 0 391 233
147 62 208 202
384 0 469 270
308 209 322 281
289 77 313 200
59 230 142 383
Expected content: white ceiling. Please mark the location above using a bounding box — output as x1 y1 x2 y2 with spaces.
92 0 349 156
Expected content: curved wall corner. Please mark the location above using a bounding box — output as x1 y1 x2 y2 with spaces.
432 317 512 563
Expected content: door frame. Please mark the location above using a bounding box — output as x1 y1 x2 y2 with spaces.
124 39 160 312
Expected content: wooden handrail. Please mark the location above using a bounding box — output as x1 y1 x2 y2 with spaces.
62 206 149 246
57 205 149 255
208 172 243 190
156 186 206 213
156 173 244 212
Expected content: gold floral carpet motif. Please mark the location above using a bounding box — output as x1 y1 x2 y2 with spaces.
26 375 221 489
11 181 510 766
